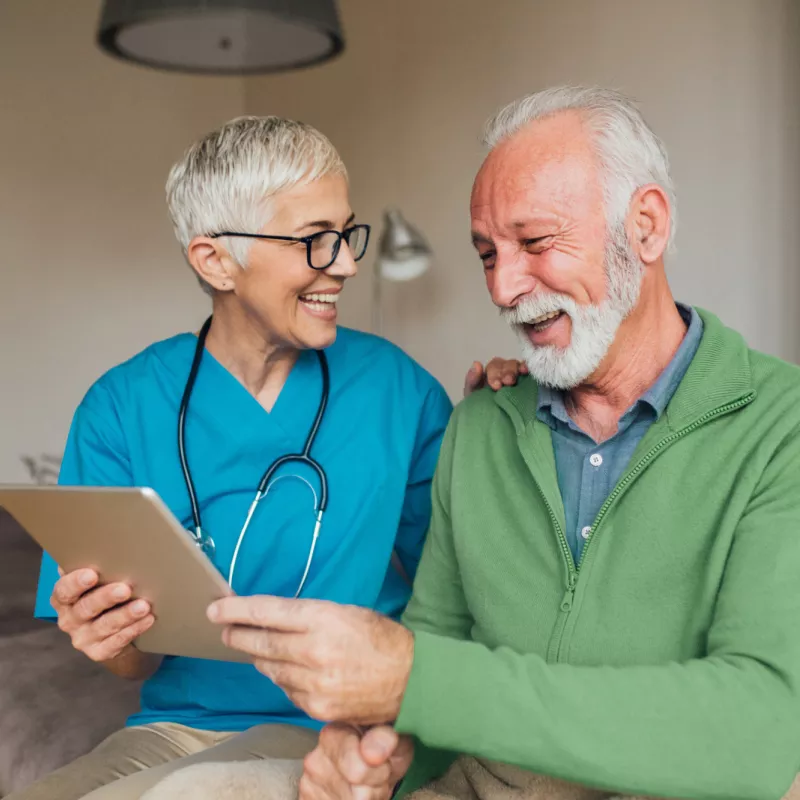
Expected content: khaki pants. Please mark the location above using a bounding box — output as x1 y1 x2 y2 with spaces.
6 721 317 800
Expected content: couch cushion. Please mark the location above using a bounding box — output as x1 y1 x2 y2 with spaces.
0 510 140 795
0 625 140 795
0 508 48 636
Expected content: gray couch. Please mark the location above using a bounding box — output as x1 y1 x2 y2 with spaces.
0 509 140 796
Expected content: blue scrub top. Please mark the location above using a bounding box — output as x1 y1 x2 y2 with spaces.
35 326 452 732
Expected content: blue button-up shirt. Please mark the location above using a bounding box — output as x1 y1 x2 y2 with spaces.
536 304 703 565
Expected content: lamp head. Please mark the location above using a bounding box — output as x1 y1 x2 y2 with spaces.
377 209 432 281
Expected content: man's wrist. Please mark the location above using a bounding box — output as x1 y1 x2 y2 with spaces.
103 644 162 679
388 625 415 720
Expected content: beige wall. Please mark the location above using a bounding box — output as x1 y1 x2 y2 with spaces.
2 0 798 481
0 0 243 481
244 0 800 397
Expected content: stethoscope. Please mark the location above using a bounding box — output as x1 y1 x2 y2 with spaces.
178 315 329 596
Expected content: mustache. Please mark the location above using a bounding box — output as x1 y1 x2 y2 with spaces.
499 292 578 326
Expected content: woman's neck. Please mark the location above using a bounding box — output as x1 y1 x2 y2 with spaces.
203 310 299 412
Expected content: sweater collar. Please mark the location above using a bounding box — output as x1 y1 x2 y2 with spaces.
495 307 756 436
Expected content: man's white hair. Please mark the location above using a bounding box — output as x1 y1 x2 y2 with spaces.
483 86 676 252
166 116 347 293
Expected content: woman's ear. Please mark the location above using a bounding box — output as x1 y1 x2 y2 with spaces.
187 237 239 292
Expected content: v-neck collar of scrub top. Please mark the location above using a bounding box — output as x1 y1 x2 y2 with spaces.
179 333 326 451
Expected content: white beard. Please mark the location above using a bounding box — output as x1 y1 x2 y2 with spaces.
501 224 644 390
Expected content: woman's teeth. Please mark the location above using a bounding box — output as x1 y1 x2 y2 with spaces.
300 293 339 312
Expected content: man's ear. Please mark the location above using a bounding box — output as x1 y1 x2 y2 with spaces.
628 183 671 265
187 237 239 292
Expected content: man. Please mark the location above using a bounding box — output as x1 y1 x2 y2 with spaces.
206 87 800 799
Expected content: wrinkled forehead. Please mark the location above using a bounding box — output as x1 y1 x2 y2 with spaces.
470 114 602 228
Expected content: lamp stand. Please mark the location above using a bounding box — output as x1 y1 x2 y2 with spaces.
372 265 384 337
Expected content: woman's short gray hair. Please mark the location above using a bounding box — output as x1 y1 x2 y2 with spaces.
166 116 347 292
483 86 677 252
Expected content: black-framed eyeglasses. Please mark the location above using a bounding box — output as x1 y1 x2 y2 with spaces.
211 224 371 271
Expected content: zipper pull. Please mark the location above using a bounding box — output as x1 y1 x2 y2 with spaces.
560 575 576 612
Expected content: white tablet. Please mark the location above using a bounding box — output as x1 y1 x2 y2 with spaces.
0 485 249 663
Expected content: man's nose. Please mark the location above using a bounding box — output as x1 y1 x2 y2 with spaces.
488 252 537 308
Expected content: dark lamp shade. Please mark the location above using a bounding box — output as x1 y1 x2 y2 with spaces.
97 0 344 75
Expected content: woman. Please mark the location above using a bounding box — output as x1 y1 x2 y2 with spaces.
17 117 521 800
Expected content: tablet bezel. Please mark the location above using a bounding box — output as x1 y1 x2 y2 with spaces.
0 485 250 663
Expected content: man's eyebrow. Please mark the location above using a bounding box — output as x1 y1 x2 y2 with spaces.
511 219 556 230
471 232 492 246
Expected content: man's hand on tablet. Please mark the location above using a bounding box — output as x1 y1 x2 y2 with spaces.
208 596 413 725
51 568 162 679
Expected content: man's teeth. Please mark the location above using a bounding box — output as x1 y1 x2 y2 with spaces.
531 310 562 325
300 293 339 311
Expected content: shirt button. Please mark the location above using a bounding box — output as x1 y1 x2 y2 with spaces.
581 526 592 540
590 453 603 467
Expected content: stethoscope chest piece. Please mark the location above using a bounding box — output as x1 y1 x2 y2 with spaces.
189 526 216 559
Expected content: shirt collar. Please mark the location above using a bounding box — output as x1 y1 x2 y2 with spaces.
638 304 703 418
535 303 704 426
536 383 569 429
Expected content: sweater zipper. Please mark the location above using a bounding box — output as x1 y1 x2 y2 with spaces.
549 393 755 661
534 481 575 663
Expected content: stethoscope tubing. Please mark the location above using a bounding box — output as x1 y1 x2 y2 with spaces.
178 315 329 594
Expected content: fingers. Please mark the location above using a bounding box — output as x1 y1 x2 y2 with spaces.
301 725 394 800
339 733 392 787
354 786 393 800
320 724 392 786
301 749 350 800
54 575 135 641
361 728 413 785
463 361 485 397
82 614 155 662
388 735 415 783
298 774 335 800
70 582 133 625
485 357 525 391
360 726 399 767
303 728 353 800
51 569 153 661
223 626 309 663
78 598 151 645
208 595 319 631
51 569 99 609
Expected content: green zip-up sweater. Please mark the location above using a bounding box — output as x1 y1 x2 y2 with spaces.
396 310 800 800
